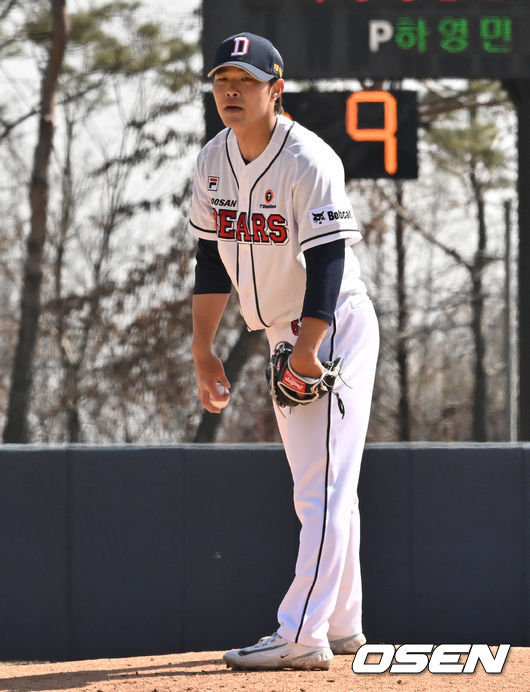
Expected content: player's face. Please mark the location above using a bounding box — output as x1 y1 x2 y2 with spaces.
212 66 280 132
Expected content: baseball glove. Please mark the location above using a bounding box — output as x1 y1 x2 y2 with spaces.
266 341 345 415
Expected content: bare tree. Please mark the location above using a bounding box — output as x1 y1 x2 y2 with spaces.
425 92 509 441
355 81 514 442
1 1 200 443
3 0 69 442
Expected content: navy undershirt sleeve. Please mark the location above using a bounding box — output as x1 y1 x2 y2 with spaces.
301 240 345 324
193 238 232 294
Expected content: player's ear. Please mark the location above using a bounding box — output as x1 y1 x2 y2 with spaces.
269 77 284 99
272 78 285 100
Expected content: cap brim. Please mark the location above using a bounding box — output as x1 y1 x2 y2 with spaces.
207 62 273 81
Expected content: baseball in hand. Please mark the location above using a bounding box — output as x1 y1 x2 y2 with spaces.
211 382 230 409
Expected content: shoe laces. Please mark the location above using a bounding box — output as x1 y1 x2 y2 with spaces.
256 632 281 648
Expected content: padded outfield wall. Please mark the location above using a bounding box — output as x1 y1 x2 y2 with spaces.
0 443 528 661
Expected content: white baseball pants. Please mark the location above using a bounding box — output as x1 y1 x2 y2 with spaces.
265 292 379 648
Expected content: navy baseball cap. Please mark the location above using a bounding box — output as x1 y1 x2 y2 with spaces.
208 32 284 81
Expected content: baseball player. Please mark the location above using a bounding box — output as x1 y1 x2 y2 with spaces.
189 32 379 670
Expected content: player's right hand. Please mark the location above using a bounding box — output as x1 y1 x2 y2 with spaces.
192 351 231 414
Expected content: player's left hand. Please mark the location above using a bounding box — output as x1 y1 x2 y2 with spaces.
266 341 344 410
289 349 325 379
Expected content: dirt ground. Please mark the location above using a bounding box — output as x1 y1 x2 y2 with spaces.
0 647 528 692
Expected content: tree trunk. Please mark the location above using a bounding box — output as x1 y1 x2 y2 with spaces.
503 79 530 441
395 183 411 441
470 167 488 441
193 326 264 442
54 114 83 443
3 0 69 442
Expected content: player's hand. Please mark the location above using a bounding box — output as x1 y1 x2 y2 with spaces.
290 346 325 380
192 351 231 414
266 341 344 410
290 316 328 379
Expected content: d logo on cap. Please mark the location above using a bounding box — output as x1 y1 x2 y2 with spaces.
231 37 250 57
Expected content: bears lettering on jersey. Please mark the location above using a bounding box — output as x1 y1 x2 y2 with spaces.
213 208 288 245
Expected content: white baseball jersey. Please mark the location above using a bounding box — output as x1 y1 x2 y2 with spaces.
188 114 366 331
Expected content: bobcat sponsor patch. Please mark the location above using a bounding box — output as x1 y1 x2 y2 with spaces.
309 204 353 229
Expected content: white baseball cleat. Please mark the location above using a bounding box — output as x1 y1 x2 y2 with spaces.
223 632 333 670
328 632 366 655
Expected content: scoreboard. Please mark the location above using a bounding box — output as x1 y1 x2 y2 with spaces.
202 0 530 80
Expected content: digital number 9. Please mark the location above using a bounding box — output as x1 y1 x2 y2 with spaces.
346 91 398 175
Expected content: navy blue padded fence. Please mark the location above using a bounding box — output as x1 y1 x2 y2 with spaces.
0 443 528 661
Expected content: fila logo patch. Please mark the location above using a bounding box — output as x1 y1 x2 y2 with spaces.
231 37 250 57
310 204 353 229
208 176 219 191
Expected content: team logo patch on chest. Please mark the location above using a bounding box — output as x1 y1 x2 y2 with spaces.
260 188 277 209
310 204 353 229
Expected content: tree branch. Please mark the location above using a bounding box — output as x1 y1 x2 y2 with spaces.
375 183 472 270
0 77 106 142
0 0 18 21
